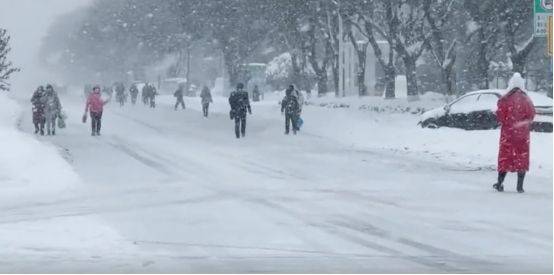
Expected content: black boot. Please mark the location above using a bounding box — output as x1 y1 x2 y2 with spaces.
517 172 525 193
493 172 506 192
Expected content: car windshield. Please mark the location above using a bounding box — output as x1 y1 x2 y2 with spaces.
449 94 478 113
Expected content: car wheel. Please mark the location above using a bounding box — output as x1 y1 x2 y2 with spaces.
421 120 439 129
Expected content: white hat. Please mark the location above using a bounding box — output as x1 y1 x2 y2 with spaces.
506 73 526 91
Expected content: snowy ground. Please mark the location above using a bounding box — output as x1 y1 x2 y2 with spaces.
2 90 551 272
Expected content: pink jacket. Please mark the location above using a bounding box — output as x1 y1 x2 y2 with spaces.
85 91 106 113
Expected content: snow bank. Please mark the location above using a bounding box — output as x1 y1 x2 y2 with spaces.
304 93 446 114
0 94 135 270
0 94 82 205
299 100 552 178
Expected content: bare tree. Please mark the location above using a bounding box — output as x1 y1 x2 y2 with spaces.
463 0 503 89
423 0 457 96
499 0 536 74
346 0 398 98
394 0 430 100
305 1 333 96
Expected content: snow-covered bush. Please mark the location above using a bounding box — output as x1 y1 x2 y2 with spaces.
265 52 315 91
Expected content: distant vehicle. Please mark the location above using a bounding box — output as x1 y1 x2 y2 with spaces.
418 89 553 132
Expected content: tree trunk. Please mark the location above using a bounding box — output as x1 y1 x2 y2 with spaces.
357 49 367 96
290 53 302 89
442 67 455 96
317 73 328 96
511 56 526 75
404 57 419 101
185 47 191 92
384 65 395 99
477 28 489 89
357 72 367 96
332 61 339 97
223 50 239 87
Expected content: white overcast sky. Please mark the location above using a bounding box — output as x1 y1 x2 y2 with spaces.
0 0 91 94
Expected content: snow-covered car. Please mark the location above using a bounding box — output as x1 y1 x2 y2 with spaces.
418 89 553 132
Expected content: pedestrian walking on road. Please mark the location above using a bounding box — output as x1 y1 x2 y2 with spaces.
84 86 110 136
31 86 46 135
174 83 186 110
281 87 301 135
229 83 251 138
200 86 213 117
252 85 261 102
129 83 139 105
44 84 62 136
493 73 536 193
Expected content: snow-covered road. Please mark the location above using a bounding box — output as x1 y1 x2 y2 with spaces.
8 92 552 272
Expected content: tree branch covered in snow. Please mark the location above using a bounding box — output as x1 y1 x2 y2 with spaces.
423 0 458 95
0 29 19 92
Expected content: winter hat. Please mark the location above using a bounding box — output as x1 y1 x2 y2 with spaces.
237 83 244 90
507 73 526 92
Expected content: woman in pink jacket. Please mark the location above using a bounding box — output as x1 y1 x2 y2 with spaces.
84 86 110 136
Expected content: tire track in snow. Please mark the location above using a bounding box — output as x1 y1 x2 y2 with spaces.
105 111 499 272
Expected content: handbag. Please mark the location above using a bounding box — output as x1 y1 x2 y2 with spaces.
57 111 67 128
296 117 303 129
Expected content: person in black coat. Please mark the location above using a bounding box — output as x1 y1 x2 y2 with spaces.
228 83 252 138
129 83 139 105
281 87 301 135
174 83 186 110
31 86 46 135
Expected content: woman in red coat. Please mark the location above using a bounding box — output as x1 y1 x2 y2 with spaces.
493 73 535 193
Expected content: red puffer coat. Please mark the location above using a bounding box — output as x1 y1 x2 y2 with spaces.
496 88 535 172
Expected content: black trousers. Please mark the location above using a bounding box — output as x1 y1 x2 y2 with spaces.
33 112 45 134
285 112 298 134
175 97 185 110
91 111 102 134
498 171 526 188
202 103 209 117
234 115 246 138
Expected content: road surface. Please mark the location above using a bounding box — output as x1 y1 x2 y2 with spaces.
8 92 552 273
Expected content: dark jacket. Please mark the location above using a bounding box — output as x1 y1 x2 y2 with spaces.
200 87 213 104
229 89 251 116
174 87 184 98
31 90 46 115
129 85 138 95
281 94 300 114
